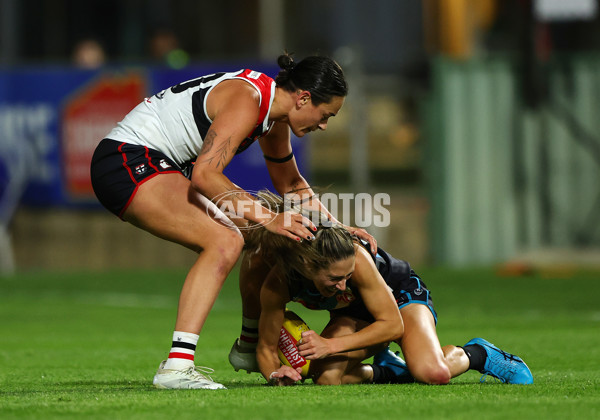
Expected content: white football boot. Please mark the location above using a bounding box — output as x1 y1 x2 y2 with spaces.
152 360 226 389
228 339 259 373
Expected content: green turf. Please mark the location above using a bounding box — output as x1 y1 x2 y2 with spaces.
1 265 599 419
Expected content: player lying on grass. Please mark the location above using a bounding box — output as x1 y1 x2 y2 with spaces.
229 193 534 386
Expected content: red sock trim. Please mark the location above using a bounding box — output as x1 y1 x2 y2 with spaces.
168 352 195 361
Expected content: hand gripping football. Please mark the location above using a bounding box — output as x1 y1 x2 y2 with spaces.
278 309 311 378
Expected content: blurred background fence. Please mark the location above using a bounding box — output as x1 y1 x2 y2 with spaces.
2 0 600 273
428 55 600 265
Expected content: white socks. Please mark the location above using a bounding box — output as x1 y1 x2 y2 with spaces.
163 331 199 370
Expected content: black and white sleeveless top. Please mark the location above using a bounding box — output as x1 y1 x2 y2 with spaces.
106 69 276 167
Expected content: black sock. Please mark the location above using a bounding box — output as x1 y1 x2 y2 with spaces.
462 344 487 372
371 364 397 384
371 365 414 384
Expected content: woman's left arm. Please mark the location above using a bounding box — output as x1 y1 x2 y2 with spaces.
297 245 404 359
259 125 377 251
259 122 313 200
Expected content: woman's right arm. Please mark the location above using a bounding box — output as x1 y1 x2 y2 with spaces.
190 81 268 220
256 270 302 385
191 80 315 241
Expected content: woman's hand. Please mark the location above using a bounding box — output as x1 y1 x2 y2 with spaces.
264 211 316 242
297 330 335 360
268 365 303 386
343 225 377 254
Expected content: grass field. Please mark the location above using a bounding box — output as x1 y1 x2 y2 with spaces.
1 264 599 419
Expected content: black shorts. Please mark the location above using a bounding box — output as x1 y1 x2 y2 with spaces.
90 138 184 218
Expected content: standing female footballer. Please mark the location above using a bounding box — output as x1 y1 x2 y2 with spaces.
229 194 533 386
90 53 375 390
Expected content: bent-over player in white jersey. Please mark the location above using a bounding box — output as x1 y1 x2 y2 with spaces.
90 53 376 389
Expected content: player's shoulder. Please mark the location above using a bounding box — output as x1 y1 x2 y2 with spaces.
233 69 275 94
352 242 382 284
354 242 372 263
210 76 261 111
236 69 274 83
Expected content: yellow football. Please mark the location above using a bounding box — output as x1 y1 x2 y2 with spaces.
277 309 311 378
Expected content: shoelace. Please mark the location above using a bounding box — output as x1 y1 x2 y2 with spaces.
498 348 520 363
482 352 519 383
179 366 216 382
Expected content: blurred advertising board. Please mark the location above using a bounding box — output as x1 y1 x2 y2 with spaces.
0 64 304 208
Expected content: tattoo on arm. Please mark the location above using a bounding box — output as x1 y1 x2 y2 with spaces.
197 129 233 169
199 129 217 156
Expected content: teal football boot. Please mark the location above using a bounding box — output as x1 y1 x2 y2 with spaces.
464 338 533 384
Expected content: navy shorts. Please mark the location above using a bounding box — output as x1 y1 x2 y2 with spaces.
393 272 437 324
331 264 437 325
90 138 184 218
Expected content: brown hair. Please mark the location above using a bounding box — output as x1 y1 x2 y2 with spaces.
245 191 356 280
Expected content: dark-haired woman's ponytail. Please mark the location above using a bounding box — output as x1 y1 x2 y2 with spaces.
277 53 295 71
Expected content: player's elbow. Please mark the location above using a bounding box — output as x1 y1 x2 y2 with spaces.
190 167 213 194
386 320 404 342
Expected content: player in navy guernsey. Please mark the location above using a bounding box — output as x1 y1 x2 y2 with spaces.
230 192 533 386
90 54 376 390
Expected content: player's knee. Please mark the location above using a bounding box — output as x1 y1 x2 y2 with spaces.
412 363 451 385
227 228 245 254
313 370 342 386
220 229 244 263
206 227 244 267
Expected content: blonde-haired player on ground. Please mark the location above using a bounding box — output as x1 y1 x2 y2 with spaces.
230 193 533 386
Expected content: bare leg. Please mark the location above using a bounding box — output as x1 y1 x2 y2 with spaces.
442 344 471 378
239 249 273 319
124 173 244 334
229 247 274 372
309 316 384 385
398 304 469 384
311 351 375 385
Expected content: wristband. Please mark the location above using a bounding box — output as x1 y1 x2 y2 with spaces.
268 371 280 386
263 152 294 163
